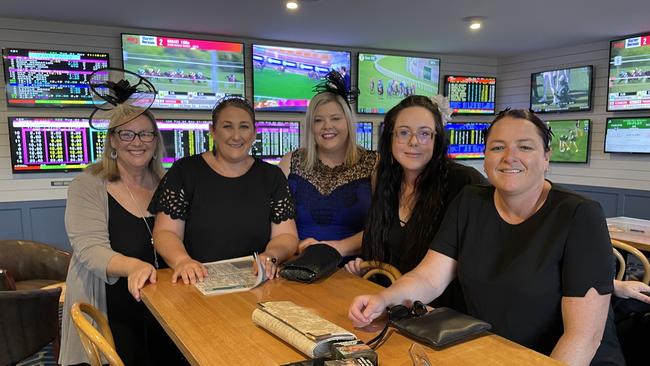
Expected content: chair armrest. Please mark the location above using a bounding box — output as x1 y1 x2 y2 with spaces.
0 268 17 291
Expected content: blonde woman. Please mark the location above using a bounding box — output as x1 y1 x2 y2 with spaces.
279 72 376 258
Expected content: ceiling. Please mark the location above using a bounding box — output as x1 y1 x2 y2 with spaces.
1 0 648 57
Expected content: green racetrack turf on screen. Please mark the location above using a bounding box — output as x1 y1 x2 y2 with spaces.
548 120 589 163
253 68 316 101
123 44 244 95
357 55 438 113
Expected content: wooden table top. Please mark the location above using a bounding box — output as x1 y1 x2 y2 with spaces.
609 230 650 252
141 269 560 366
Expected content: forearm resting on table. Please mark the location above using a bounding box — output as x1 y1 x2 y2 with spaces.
153 230 192 268
265 233 299 262
379 251 455 306
550 288 610 366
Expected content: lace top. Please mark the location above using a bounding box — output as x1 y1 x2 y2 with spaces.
148 155 295 262
288 148 376 241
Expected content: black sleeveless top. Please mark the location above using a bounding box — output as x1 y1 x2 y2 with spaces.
105 194 156 365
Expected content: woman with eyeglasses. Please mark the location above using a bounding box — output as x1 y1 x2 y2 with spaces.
349 109 625 365
61 105 186 365
149 97 299 284
345 95 484 310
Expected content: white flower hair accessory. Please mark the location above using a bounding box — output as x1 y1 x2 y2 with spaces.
429 94 453 125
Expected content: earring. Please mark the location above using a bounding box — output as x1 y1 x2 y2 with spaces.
110 150 118 160
153 152 157 159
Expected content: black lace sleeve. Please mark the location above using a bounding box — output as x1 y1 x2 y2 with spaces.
270 168 296 224
148 163 191 221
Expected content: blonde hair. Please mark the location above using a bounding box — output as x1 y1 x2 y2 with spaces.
87 104 165 182
303 92 360 171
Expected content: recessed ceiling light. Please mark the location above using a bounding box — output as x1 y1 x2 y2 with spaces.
286 0 299 10
462 16 486 31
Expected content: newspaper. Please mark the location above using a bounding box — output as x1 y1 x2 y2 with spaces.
252 301 357 358
193 254 266 296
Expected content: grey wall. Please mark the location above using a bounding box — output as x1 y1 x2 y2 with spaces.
496 41 650 192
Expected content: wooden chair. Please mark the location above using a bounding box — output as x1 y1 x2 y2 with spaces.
359 260 402 284
70 302 124 366
612 239 650 284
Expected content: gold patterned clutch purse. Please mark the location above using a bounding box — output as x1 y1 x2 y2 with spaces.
252 301 357 358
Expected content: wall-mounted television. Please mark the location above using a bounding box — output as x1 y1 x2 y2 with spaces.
253 121 301 164
252 45 351 112
8 117 108 173
356 122 373 150
545 119 590 163
607 33 650 111
444 75 496 115
122 34 244 110
357 53 440 114
445 122 490 160
604 117 650 154
530 65 592 113
157 119 213 168
2 48 109 107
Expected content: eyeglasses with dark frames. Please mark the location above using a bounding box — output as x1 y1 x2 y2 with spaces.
113 129 157 143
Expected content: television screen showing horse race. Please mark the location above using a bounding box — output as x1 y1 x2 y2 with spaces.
530 66 592 113
607 33 650 111
546 119 591 163
121 34 244 110
357 53 440 114
252 45 351 112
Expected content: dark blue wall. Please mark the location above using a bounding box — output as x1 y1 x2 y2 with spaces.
1 183 648 253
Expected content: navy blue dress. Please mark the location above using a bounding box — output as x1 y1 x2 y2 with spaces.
287 148 376 242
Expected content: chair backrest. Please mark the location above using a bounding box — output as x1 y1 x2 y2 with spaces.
359 260 403 284
612 239 650 284
0 240 71 282
71 302 124 366
0 287 62 365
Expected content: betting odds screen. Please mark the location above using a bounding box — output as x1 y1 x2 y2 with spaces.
445 122 490 159
8 117 108 172
2 48 109 107
157 119 213 168
356 122 373 150
445 76 496 115
253 121 300 164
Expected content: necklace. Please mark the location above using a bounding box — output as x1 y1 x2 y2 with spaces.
123 180 159 268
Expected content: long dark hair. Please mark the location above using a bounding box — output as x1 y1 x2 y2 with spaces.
362 95 451 272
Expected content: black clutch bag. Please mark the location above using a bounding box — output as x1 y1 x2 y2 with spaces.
391 306 492 349
279 244 341 283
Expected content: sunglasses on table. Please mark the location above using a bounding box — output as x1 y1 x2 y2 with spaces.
366 300 428 349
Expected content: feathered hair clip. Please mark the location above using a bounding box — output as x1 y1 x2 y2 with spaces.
313 70 360 106
429 95 453 125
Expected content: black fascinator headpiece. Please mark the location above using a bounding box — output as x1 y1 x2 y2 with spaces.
87 67 157 130
313 70 359 106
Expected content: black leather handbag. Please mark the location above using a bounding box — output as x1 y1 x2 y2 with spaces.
279 244 341 283
367 302 492 350
391 306 492 348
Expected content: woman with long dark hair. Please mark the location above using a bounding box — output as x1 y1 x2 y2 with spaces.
346 95 484 305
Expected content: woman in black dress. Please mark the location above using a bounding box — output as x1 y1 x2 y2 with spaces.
349 109 625 365
150 97 298 284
